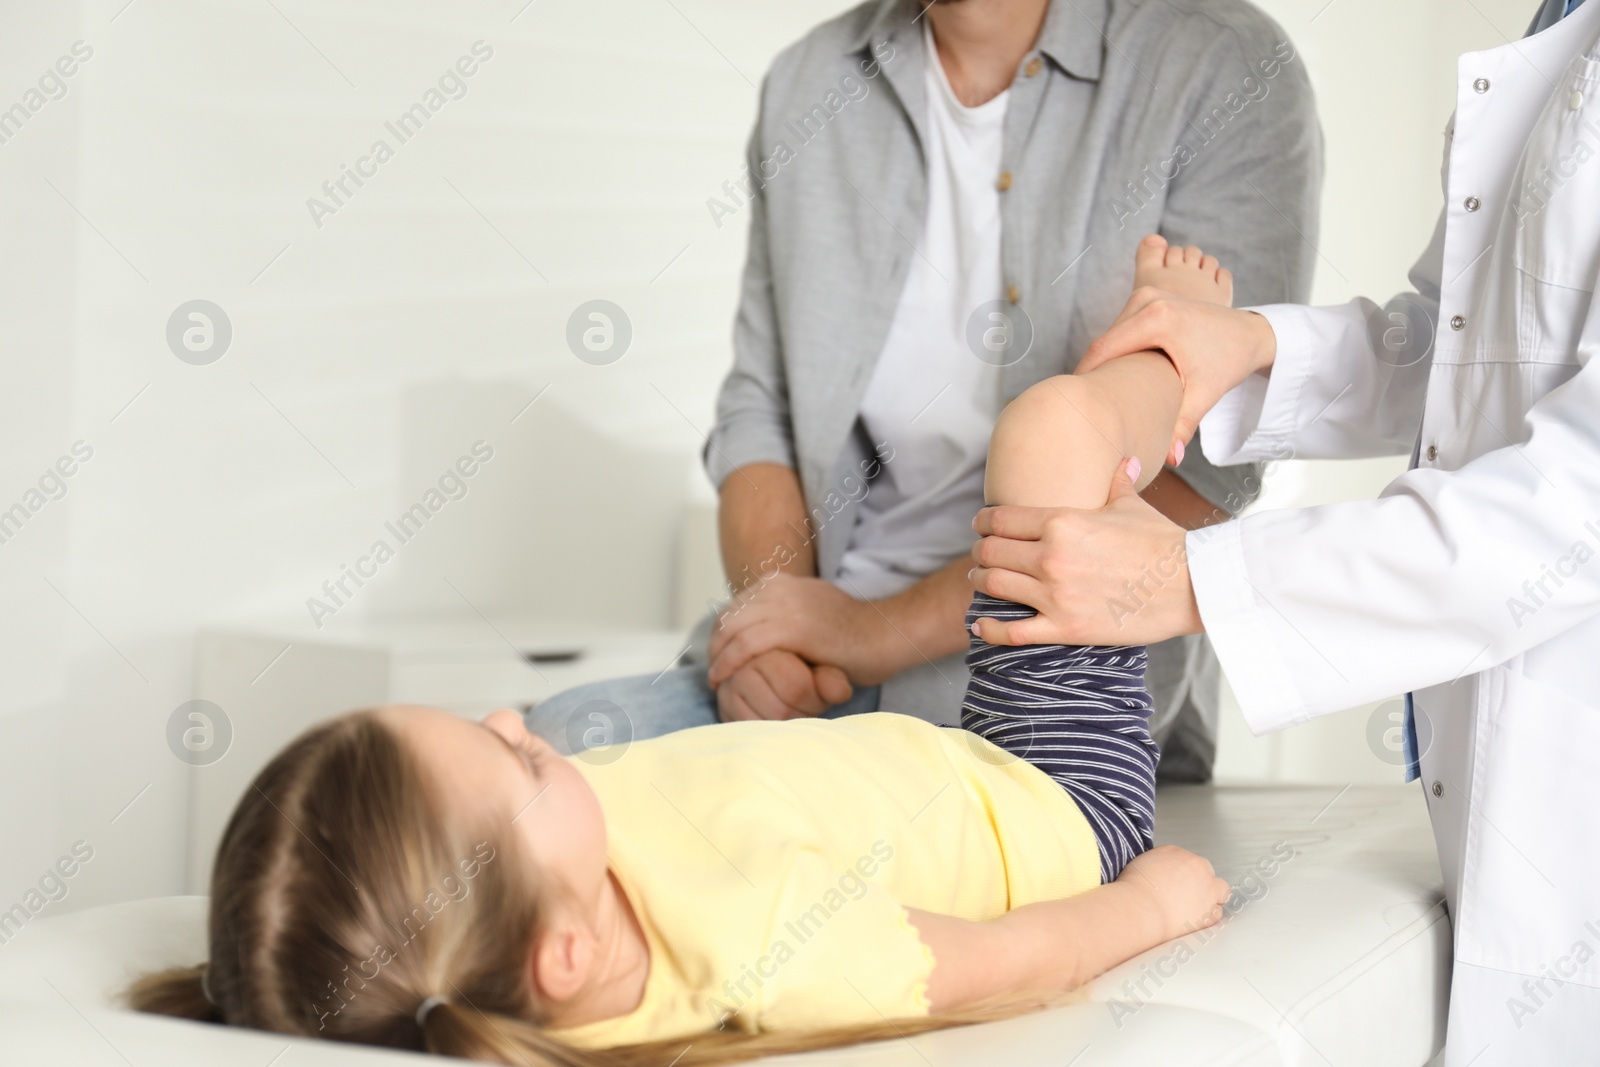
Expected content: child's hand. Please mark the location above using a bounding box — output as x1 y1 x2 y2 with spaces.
1116 845 1232 942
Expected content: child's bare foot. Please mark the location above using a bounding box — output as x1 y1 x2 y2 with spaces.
1132 234 1233 307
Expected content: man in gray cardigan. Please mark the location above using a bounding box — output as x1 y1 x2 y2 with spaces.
533 0 1321 780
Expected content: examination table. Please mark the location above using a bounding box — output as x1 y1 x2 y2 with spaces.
0 785 1449 1066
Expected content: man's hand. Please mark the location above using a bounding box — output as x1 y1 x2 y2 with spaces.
715 649 854 722
1078 289 1278 464
970 459 1204 646
708 573 896 688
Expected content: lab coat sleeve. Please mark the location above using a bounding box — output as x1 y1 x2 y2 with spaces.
1189 309 1600 730
703 75 800 488
1198 207 1446 465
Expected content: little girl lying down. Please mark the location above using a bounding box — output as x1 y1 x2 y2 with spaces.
131 238 1236 1065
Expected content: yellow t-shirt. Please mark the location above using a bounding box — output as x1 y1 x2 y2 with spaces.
550 713 1100 1049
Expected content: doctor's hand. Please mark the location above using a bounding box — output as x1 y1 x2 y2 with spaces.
1078 290 1278 465
715 649 854 722
970 460 1205 647
707 573 896 690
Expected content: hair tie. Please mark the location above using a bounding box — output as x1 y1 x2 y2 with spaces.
199 964 216 1007
415 994 447 1028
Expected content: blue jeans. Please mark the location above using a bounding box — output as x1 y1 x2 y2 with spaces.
525 666 882 755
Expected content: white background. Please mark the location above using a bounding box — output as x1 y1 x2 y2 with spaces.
0 0 1538 912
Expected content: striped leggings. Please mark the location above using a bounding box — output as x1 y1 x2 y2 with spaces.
960 592 1159 881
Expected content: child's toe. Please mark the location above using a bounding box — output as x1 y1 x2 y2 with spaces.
1134 234 1168 274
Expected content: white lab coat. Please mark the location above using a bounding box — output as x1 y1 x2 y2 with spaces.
1187 4 1600 1064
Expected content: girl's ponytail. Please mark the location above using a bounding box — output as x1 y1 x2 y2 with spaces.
419 1001 599 1066
127 964 220 1023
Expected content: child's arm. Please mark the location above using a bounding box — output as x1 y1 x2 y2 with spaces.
905 845 1230 1012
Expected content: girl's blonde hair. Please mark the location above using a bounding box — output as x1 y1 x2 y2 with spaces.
127 711 1021 1065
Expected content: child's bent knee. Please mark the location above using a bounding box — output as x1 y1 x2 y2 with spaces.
985 376 1126 508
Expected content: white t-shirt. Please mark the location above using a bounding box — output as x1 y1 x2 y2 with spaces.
835 24 1009 600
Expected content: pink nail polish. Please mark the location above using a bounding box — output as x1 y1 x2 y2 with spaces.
1126 456 1142 482
1173 439 1186 465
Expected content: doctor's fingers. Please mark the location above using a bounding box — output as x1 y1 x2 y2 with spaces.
972 504 1064 541
1169 411 1201 463
1084 303 1267 443
968 603 1071 647
970 531 1054 577
967 566 1050 613
1077 294 1190 376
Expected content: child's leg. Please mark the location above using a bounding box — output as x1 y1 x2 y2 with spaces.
983 352 1181 509
985 232 1227 511
963 239 1224 882
962 599 1160 882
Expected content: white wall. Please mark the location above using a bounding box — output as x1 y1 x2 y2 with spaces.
0 0 1540 914
0 0 862 916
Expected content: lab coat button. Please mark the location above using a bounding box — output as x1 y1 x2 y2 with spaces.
1572 90 1585 111
1007 284 1020 304
1432 780 1443 798
1025 57 1043 78
1450 314 1466 331
1426 444 1438 461
1473 77 1490 94
1464 196 1481 212
997 171 1014 192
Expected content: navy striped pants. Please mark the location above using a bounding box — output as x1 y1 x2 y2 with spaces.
960 592 1159 881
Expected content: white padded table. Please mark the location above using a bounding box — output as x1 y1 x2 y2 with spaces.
0 785 1448 1066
